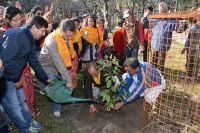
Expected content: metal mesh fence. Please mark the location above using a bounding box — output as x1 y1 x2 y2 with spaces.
142 10 200 133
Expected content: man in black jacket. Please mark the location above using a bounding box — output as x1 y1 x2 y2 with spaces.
0 16 51 133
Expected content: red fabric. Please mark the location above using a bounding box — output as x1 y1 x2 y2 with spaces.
0 24 10 32
70 56 78 88
124 17 144 45
144 28 151 42
144 28 148 42
22 65 35 114
137 21 144 45
113 27 126 56
148 81 159 87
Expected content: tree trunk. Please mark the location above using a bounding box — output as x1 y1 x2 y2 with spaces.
103 0 110 30
142 0 145 15
193 0 198 8
174 0 179 12
93 3 98 15
80 0 92 15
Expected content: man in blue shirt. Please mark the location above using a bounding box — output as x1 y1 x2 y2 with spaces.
114 58 164 110
150 2 176 73
114 58 145 110
0 16 51 133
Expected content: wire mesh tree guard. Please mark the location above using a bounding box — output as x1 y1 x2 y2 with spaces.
142 10 200 133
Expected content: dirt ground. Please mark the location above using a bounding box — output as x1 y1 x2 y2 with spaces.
66 99 143 133
35 96 143 133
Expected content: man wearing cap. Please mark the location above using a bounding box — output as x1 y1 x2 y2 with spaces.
123 9 144 59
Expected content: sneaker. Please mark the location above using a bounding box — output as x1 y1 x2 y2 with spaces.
31 120 43 129
22 127 43 133
53 111 61 118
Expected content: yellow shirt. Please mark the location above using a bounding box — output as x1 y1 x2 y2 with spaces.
70 30 82 53
80 26 104 50
93 72 101 85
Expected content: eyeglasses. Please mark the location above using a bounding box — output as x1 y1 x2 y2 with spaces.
11 18 22 23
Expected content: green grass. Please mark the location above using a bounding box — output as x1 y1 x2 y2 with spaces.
165 40 186 71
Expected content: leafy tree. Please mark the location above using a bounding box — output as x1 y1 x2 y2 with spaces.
97 55 127 111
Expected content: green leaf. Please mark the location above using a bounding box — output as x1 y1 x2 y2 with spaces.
105 76 110 82
111 86 118 93
104 73 110 76
110 103 114 108
104 94 111 103
100 91 106 97
101 91 107 102
111 76 116 83
102 96 106 102
106 80 112 88
112 60 119 66
122 94 126 100
121 80 126 86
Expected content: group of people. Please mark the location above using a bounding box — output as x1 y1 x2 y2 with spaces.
0 3 120 133
0 1 199 133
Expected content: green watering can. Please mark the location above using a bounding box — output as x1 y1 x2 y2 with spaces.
44 79 102 104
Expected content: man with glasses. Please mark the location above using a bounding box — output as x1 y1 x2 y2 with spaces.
38 19 75 118
0 16 52 133
30 6 43 17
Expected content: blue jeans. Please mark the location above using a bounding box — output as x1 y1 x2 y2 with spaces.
125 45 139 59
1 81 32 132
46 73 61 112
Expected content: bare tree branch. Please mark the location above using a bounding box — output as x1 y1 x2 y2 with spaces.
80 0 92 15
125 0 130 8
111 0 121 16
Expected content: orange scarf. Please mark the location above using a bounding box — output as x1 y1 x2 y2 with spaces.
53 29 72 67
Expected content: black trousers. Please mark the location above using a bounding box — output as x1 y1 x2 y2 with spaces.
143 41 148 62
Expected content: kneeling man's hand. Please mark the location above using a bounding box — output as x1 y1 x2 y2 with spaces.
114 102 124 110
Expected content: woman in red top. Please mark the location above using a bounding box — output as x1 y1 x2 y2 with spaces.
112 19 126 64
